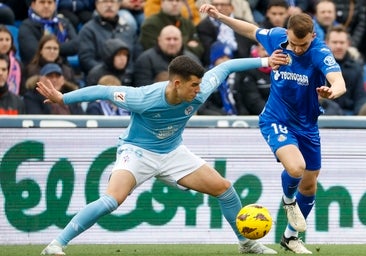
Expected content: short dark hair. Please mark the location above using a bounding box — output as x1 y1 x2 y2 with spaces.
287 13 314 38
168 56 205 81
267 0 289 10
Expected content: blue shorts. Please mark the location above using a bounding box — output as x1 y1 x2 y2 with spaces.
259 121 321 170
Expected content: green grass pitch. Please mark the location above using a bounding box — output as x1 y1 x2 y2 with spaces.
2 244 366 256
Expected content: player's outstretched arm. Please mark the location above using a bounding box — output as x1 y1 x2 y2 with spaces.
36 78 64 104
199 3 259 41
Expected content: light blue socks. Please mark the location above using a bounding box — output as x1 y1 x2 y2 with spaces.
57 194 118 245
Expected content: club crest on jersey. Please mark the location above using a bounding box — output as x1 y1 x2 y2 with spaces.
185 106 194 115
277 134 287 142
323 55 336 66
114 92 126 102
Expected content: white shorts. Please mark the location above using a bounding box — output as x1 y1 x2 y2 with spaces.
112 144 206 190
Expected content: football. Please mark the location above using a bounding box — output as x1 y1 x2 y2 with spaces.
236 204 273 240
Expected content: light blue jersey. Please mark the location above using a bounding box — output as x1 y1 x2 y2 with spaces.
63 58 264 153
256 27 341 131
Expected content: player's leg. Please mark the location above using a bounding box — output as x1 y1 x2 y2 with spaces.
41 144 146 255
276 144 307 232
178 164 277 254
41 170 135 255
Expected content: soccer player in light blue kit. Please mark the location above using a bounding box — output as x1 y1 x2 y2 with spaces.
37 55 284 255
200 5 346 254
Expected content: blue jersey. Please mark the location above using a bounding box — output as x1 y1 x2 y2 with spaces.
63 58 263 153
256 27 341 131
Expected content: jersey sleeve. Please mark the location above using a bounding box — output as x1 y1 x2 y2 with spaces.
256 27 288 54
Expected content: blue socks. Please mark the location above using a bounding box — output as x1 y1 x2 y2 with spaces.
216 186 244 240
57 194 118 246
281 169 301 199
296 192 315 219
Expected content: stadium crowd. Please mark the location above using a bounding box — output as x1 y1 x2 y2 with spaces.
0 0 365 116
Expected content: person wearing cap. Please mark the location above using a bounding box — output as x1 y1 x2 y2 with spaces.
23 63 84 115
197 41 238 115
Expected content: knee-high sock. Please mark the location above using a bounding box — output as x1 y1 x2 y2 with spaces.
296 192 315 219
216 186 244 241
281 170 301 199
57 194 118 246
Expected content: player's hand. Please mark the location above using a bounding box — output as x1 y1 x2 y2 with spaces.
317 86 335 99
268 49 288 70
199 4 222 19
36 77 64 104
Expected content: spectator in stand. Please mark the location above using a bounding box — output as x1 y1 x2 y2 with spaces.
0 25 25 96
78 0 138 75
326 25 366 115
197 41 238 115
260 0 289 29
23 63 84 114
86 74 129 115
25 34 77 84
332 0 366 59
0 3 15 25
231 0 255 23
0 53 25 115
86 38 133 86
249 0 308 24
118 0 145 34
139 0 203 59
133 25 200 87
57 0 95 30
143 0 201 25
234 43 271 115
312 0 338 42
197 0 256 68
18 0 79 66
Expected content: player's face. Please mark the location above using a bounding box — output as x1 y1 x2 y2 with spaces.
287 30 315 56
176 75 201 102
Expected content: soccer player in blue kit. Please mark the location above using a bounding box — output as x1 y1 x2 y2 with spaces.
200 4 346 255
37 55 286 255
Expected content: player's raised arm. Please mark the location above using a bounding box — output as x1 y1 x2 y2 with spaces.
36 78 64 104
199 3 259 41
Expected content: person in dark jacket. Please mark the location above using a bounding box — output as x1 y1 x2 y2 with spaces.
0 54 25 115
78 0 138 75
23 63 84 115
234 43 271 115
326 25 366 115
18 0 79 65
86 38 133 87
133 25 200 87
